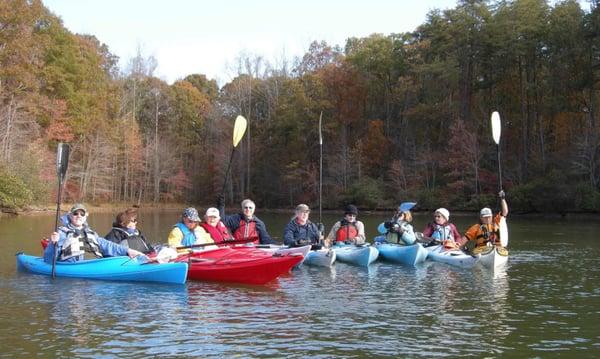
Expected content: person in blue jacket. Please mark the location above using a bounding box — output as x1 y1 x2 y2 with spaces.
44 203 144 263
283 204 323 247
217 197 275 245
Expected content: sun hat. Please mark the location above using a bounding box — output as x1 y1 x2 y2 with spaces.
435 208 450 221
70 203 87 215
295 204 310 213
205 207 220 218
182 207 201 222
480 207 493 217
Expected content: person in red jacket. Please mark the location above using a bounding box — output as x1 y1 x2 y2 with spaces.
199 207 234 244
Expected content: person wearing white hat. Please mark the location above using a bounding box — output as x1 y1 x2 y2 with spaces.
462 191 509 253
199 207 235 244
422 207 464 249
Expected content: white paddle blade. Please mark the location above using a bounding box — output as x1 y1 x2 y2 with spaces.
318 112 323 145
491 111 501 145
233 115 248 147
56 143 64 177
499 215 508 247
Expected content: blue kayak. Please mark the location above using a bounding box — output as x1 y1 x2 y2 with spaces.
16 253 188 284
375 242 428 266
332 244 378 267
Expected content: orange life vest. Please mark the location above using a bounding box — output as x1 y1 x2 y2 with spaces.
335 221 358 242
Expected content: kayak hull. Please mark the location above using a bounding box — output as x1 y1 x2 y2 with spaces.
376 242 428 266
304 248 336 267
255 244 310 266
333 244 379 267
178 247 303 285
16 253 188 284
477 246 509 269
426 245 480 268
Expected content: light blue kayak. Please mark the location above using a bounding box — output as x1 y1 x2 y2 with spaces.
375 242 428 266
304 248 336 267
16 253 188 284
332 243 378 267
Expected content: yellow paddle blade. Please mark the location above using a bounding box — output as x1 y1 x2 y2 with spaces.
233 115 247 147
491 111 501 145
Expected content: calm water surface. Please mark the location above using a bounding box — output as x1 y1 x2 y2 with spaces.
1 209 599 358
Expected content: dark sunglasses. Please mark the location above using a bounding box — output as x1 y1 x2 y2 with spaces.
72 211 86 217
243 206 254 210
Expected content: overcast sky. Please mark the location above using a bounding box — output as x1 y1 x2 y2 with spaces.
41 1 475 85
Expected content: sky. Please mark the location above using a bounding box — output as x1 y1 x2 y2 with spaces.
41 0 463 85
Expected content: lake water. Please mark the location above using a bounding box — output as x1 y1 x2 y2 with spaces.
1 209 599 357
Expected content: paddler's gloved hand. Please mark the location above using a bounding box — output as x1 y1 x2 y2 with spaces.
216 194 225 208
498 190 505 199
295 239 311 246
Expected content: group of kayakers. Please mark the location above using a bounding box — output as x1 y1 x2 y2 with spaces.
380 190 509 254
43 190 508 264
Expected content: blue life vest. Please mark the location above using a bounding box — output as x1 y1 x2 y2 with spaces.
175 222 197 246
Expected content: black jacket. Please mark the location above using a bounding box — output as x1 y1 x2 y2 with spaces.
105 225 153 254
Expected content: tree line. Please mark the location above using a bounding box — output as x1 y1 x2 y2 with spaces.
1 0 600 214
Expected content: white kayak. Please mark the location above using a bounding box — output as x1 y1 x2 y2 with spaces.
426 244 480 268
332 243 379 267
255 244 311 266
304 247 336 267
477 245 509 269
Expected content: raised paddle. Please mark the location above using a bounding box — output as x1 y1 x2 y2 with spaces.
491 111 508 247
317 112 325 245
220 115 248 202
176 238 255 250
52 143 70 278
491 111 502 195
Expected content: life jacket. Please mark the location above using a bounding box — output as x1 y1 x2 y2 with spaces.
430 223 459 250
175 222 197 247
473 223 500 247
200 221 234 244
108 227 153 254
335 220 359 242
58 225 103 261
233 218 259 244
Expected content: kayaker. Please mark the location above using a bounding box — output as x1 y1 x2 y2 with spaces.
283 204 323 247
325 204 366 247
462 190 509 254
217 197 275 245
422 207 464 249
382 202 416 245
105 207 154 254
43 203 144 263
199 207 235 244
167 207 212 251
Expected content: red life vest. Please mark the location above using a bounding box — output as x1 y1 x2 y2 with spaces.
335 221 359 242
233 218 260 244
200 222 233 244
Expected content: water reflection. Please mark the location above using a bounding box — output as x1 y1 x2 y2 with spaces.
2 213 600 357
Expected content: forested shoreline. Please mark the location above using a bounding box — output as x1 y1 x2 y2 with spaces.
2 0 600 214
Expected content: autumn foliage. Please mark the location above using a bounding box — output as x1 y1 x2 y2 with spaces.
2 0 600 213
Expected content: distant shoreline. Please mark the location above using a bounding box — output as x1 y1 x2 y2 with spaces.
2 203 598 220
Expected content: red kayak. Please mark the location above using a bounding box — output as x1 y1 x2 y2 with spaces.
175 246 303 285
